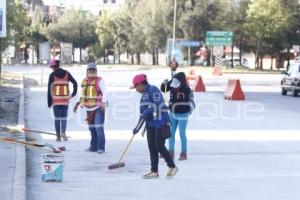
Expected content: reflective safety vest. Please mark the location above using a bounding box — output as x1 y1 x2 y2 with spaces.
52 73 70 105
80 77 103 108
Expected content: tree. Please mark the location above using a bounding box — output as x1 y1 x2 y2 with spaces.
244 0 292 69
1 0 27 76
132 0 171 65
2 0 27 51
95 11 115 63
46 9 97 62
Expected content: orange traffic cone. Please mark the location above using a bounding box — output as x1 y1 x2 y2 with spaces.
224 79 245 100
193 76 206 92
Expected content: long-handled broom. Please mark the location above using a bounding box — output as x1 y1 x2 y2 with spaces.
0 138 57 152
108 134 135 170
22 128 71 138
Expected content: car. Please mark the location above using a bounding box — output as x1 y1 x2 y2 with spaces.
241 58 249 68
194 58 207 66
224 57 240 67
281 63 300 97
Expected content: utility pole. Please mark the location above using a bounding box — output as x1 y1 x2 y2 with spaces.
0 38 2 79
172 0 177 56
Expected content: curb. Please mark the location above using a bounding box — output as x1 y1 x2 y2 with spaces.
11 76 26 200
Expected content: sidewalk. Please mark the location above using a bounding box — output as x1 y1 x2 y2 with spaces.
0 76 26 200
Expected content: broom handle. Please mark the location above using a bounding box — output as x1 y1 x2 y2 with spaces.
164 84 167 101
22 128 71 138
117 134 135 163
0 138 52 152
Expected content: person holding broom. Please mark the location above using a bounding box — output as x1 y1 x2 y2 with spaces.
73 63 107 154
131 73 178 179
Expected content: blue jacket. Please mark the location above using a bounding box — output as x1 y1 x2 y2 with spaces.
140 84 170 128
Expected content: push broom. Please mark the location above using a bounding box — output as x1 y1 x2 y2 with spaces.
108 134 136 170
0 138 62 153
22 128 71 138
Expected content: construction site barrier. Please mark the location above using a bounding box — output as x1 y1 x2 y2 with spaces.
224 79 245 100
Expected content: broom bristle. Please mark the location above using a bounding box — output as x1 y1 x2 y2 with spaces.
108 162 125 170
58 146 66 151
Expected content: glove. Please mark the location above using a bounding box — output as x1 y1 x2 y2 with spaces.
132 117 145 135
163 79 169 85
133 127 139 135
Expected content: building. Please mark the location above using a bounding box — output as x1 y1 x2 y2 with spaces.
43 0 125 16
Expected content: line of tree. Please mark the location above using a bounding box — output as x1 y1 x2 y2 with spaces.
3 0 300 69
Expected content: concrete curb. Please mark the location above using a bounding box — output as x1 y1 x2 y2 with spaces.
11 76 26 200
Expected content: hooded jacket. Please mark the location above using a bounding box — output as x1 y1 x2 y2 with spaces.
47 68 78 107
161 72 193 114
140 84 170 128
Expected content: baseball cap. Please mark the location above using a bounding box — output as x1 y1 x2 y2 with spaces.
130 74 147 89
49 59 59 68
87 63 97 70
170 78 181 88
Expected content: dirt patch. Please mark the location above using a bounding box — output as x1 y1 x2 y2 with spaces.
0 72 22 126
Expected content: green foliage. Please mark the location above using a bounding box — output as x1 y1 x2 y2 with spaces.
243 0 293 67
245 0 291 40
2 0 28 51
46 9 97 49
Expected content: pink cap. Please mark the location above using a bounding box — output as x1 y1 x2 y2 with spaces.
49 59 58 67
130 74 147 89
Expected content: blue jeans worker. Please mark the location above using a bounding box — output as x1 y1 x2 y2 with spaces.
47 59 78 142
74 63 107 154
161 72 195 160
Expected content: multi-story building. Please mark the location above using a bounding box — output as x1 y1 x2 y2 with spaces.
43 0 125 16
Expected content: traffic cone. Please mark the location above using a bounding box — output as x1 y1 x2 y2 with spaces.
193 76 206 92
224 79 245 100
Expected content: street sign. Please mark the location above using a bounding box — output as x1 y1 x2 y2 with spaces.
60 43 73 63
39 42 50 61
176 40 200 47
205 31 233 46
0 0 7 38
205 37 232 46
206 31 233 37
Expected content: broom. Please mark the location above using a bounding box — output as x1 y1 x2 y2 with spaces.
22 128 71 138
0 138 60 152
108 134 135 170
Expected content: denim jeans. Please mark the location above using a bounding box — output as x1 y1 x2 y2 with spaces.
53 105 68 139
88 109 105 151
169 112 189 153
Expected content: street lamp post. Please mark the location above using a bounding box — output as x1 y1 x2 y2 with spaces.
172 0 177 56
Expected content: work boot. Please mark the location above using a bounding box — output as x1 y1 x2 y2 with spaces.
85 147 96 152
179 152 187 161
97 149 105 154
61 134 68 141
142 171 159 179
56 133 61 142
169 150 174 160
166 167 178 179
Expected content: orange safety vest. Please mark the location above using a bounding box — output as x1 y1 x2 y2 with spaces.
52 73 70 105
80 77 103 108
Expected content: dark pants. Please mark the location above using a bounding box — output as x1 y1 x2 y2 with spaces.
88 109 105 151
147 127 176 173
53 105 68 139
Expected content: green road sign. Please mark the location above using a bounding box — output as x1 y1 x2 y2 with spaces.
205 31 233 46
206 31 233 37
